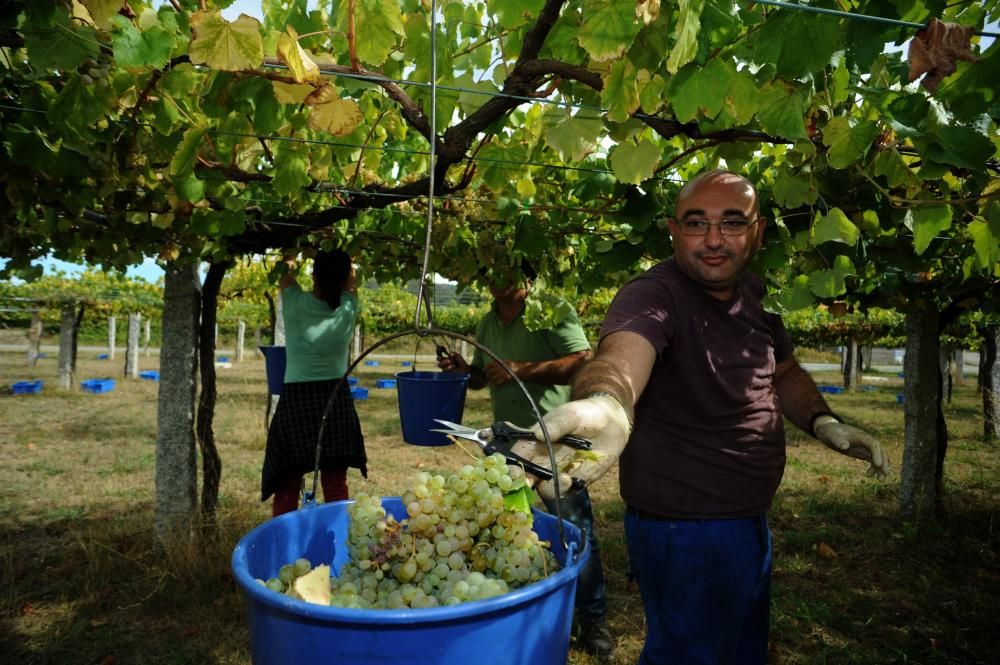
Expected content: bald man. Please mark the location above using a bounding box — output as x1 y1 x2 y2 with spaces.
515 170 889 664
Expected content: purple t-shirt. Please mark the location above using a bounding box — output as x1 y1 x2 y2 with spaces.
600 259 794 519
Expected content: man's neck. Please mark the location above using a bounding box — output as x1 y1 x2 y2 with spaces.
495 298 524 325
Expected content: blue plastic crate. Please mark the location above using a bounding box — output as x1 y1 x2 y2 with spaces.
81 378 116 394
139 370 160 381
218 356 231 362
375 379 397 389
350 386 369 401
896 393 905 404
818 385 845 394
347 376 359 386
400 361 413 367
12 380 43 395
97 353 109 360
364 360 380 367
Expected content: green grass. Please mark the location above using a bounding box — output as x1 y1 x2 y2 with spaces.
0 355 997 664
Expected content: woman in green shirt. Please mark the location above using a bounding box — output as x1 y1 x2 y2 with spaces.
261 249 367 516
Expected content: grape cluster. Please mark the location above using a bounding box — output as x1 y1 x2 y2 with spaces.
262 453 560 610
78 57 111 88
259 557 314 595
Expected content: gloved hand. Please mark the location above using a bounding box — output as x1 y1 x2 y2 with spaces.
509 394 631 502
814 415 891 478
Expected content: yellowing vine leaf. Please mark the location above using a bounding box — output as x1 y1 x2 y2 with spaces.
277 26 320 84
189 11 263 72
272 81 314 105
305 85 363 137
667 0 704 74
80 0 120 30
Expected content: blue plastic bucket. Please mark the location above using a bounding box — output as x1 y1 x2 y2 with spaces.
395 371 469 446
231 498 586 665
259 346 286 395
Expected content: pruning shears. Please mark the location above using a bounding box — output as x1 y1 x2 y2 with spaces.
430 419 590 488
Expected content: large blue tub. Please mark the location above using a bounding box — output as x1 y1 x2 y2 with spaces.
232 497 587 664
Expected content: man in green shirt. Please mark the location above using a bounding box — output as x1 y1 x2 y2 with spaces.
438 262 614 659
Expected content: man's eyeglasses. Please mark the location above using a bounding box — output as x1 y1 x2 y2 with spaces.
678 218 757 236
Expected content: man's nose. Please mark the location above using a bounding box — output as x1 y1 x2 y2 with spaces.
704 223 725 247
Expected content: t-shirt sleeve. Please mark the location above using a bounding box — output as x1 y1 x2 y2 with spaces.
771 313 794 363
599 274 676 356
545 307 591 357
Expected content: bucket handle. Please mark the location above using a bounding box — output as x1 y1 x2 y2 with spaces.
308 327 573 552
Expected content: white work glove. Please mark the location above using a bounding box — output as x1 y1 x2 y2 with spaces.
814 415 891 479
509 394 631 502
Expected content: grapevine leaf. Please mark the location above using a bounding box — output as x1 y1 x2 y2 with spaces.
772 172 817 208
81 0 121 30
921 125 996 173
638 73 666 114
173 175 205 203
808 259 853 298
667 0 704 74
822 117 879 169
906 205 952 255
189 11 264 71
24 12 100 71
169 124 209 178
338 0 404 66
874 149 918 188
602 59 640 123
579 0 641 62
305 85 363 137
756 82 808 140
490 0 546 30
544 114 603 162
967 218 999 269
667 57 731 123
277 26 320 83
110 16 175 69
273 81 314 105
47 75 102 140
774 275 815 311
721 67 759 126
502 485 536 514
523 291 575 331
812 208 859 246
272 142 311 196
610 139 661 185
752 9 841 78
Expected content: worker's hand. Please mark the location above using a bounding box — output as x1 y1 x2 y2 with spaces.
510 394 631 502
814 416 891 478
483 359 524 386
437 352 470 374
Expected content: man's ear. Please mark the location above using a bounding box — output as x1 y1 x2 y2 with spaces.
755 217 767 244
667 217 678 240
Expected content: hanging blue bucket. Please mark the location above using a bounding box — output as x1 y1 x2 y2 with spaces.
259 346 286 396
231 498 586 665
395 371 469 446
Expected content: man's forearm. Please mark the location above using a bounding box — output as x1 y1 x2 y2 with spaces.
570 358 636 422
774 358 832 435
513 350 591 386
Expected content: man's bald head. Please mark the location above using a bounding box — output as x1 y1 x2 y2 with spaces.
676 170 760 218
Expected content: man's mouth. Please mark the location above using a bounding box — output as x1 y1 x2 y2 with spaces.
699 254 728 266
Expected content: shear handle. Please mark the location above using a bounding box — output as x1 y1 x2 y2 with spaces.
491 421 592 451
483 441 554 480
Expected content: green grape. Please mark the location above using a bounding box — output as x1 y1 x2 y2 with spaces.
293 558 312 576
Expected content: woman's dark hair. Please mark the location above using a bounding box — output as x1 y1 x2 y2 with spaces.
312 249 352 310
